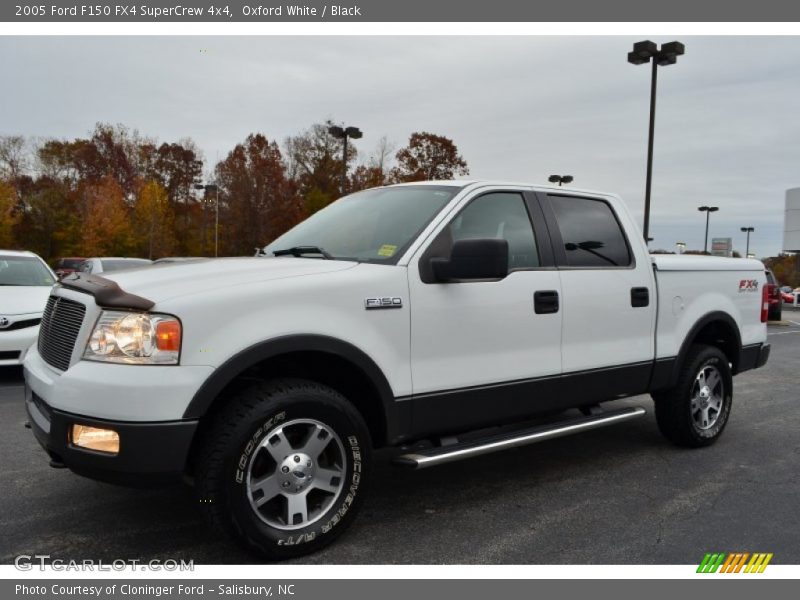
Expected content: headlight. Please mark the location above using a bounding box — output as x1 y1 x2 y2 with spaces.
83 311 181 365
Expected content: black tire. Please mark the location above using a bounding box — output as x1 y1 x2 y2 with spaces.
768 304 782 321
652 344 733 448
195 378 372 560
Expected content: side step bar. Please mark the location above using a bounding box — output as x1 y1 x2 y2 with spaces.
394 406 646 469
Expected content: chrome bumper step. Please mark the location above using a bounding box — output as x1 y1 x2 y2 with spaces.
393 406 646 469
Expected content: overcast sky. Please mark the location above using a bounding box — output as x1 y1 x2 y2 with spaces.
2 36 799 257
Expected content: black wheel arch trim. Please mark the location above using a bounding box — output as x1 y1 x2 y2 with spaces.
182 335 407 444
672 311 743 384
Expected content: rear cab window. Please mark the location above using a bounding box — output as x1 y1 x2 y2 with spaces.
547 195 633 268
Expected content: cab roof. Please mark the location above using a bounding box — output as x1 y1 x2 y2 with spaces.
388 179 615 198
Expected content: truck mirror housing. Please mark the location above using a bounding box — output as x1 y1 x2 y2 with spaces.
431 238 509 282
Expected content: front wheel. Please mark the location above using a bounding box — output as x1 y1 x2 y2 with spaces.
652 344 733 447
195 378 372 560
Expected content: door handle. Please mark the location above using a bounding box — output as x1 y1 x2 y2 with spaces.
631 287 649 308
534 290 559 314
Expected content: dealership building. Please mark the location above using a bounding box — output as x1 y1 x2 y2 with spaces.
785 188 800 252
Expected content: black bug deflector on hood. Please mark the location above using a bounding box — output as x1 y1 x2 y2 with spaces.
57 272 155 311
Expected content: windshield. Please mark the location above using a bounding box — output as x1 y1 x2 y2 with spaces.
0 256 55 286
264 185 461 263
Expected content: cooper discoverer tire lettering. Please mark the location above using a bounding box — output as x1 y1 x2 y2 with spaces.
194 378 372 559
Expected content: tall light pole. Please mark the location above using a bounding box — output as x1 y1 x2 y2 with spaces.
548 174 573 187
740 226 754 258
698 205 719 254
328 125 363 196
628 40 686 243
195 183 220 257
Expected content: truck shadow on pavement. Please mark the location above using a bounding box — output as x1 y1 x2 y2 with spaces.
2 387 676 564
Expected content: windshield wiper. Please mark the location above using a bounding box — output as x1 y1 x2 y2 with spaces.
272 246 334 260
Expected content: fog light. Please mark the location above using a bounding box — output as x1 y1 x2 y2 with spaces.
71 424 120 455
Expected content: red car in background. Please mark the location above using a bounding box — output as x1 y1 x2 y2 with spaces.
52 257 85 279
779 285 796 304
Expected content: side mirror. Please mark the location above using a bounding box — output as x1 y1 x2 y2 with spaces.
431 238 509 282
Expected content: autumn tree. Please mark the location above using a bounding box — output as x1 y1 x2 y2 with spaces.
0 181 19 247
79 176 134 256
284 121 357 213
215 134 304 255
0 135 27 177
348 165 386 192
17 179 78 260
348 136 396 193
389 132 469 182
765 254 800 288
133 180 176 259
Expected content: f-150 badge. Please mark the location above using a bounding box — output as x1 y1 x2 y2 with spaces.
365 297 403 309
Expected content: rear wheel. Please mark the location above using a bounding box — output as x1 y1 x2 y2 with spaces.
652 344 733 447
195 378 372 559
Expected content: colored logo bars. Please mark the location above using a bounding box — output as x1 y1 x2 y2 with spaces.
697 552 773 573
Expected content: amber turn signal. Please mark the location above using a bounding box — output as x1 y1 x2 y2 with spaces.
155 320 181 352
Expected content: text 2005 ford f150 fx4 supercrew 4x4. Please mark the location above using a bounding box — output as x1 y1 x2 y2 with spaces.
24 181 770 559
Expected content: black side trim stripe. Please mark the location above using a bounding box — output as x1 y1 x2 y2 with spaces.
395 359 661 402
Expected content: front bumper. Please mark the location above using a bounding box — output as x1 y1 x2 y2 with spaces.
25 384 198 487
0 325 38 366
23 345 214 421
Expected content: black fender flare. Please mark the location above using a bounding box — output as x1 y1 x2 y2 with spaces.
182 335 403 438
670 311 742 385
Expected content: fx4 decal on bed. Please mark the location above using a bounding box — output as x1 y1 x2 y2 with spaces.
738 279 759 292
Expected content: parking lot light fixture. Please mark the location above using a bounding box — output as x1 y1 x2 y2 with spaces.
698 206 719 253
676 241 686 254
740 226 755 258
328 125 363 195
628 40 685 243
196 183 220 257
548 174 573 187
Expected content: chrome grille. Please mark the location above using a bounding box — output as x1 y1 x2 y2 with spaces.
38 296 86 371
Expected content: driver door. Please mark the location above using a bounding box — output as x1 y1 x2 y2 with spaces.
407 188 563 432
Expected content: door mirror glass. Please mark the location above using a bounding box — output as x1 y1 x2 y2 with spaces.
431 238 509 282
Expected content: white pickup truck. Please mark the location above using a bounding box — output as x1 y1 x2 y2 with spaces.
24 181 770 559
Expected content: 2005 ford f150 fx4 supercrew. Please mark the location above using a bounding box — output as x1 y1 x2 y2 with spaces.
24 181 770 559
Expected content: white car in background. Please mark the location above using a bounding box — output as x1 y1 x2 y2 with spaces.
0 250 56 366
77 257 153 274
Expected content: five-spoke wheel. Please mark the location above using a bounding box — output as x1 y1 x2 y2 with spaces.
246 419 346 530
690 365 724 430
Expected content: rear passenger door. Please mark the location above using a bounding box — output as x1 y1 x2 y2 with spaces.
539 193 656 389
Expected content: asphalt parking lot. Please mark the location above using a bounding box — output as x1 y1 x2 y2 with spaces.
1 317 799 565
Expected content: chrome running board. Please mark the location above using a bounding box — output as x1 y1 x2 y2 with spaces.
394 406 646 469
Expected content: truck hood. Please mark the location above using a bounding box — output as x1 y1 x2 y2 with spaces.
98 257 357 305
0 285 52 316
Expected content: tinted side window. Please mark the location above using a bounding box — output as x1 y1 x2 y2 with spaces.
446 192 540 270
549 196 632 267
